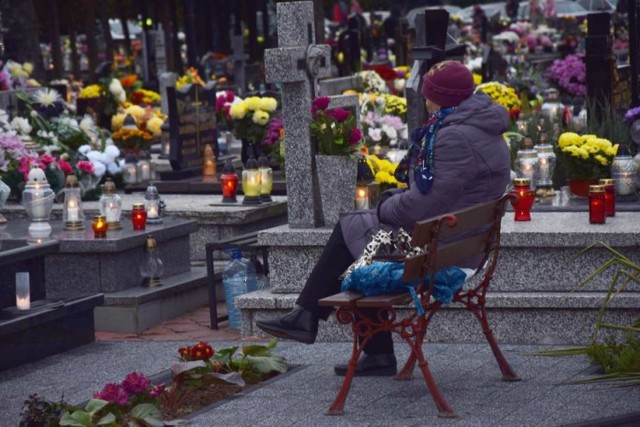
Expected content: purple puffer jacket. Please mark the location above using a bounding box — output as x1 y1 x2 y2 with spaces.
339 91 511 262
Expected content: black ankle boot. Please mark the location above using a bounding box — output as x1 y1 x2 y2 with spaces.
256 305 318 344
334 353 397 377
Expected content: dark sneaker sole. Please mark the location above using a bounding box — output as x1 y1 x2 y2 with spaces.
255 322 316 344
334 365 398 377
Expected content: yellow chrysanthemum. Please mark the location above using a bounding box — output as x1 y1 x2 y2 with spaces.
111 113 126 131
473 73 482 86
594 154 609 166
229 103 248 119
557 132 582 148
607 144 619 157
22 63 33 74
258 97 278 112
252 110 270 126
245 97 261 111
79 84 102 99
125 105 146 122
146 116 164 137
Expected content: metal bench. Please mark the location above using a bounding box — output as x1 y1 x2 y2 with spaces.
205 232 269 329
318 193 520 417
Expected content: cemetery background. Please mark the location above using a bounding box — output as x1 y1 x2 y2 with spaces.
0 0 640 424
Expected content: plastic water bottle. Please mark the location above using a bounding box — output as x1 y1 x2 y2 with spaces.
222 248 257 328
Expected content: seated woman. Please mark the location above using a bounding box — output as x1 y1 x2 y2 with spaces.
257 61 511 376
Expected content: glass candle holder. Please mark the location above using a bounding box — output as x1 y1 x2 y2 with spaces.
99 178 122 230
92 215 108 238
131 203 147 230
258 152 273 203
241 155 262 205
588 185 606 224
510 178 535 221
63 174 85 231
221 160 238 203
611 155 636 196
15 272 30 310
599 178 615 217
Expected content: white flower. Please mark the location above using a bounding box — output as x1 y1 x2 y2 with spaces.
85 150 102 162
91 161 106 177
42 145 61 154
109 161 123 175
10 117 32 134
368 128 382 142
117 92 126 103
400 127 408 139
394 78 406 93
109 78 124 96
31 88 61 107
36 130 58 144
78 144 92 155
104 144 120 159
382 124 397 141
79 115 95 133
57 116 79 130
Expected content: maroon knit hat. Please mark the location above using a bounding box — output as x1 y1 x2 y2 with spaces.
421 60 475 107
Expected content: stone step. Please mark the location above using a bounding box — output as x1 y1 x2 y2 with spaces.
236 290 640 345
94 267 208 334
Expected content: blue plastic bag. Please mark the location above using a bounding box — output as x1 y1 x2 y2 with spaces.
340 262 468 314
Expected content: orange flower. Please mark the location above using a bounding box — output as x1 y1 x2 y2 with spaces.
120 74 138 89
360 145 369 156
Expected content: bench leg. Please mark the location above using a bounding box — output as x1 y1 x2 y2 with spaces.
472 304 520 381
326 330 366 415
402 334 457 418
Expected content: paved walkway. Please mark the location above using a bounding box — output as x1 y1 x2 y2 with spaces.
1 304 639 427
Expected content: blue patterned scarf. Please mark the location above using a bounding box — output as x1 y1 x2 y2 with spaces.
394 107 455 194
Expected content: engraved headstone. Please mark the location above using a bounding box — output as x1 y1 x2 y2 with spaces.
264 1 331 228
160 82 217 179
230 33 249 94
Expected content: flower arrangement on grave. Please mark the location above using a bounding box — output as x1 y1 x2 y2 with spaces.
176 67 206 90
262 115 285 169
0 60 40 91
359 94 408 150
546 53 586 98
130 88 161 106
557 132 618 181
365 154 406 191
20 340 288 425
215 90 237 131
112 104 165 140
228 95 279 146
475 82 521 121
358 70 389 94
310 96 363 158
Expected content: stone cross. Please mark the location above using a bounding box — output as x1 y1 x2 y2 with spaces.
264 1 331 229
230 33 249 94
406 10 466 133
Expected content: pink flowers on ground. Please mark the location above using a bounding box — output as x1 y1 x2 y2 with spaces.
93 371 159 407
94 383 130 406
122 372 151 394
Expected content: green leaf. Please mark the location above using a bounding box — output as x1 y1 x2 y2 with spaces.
171 360 207 377
241 339 276 357
95 412 117 425
245 354 289 374
206 371 246 387
85 399 109 415
59 411 92 427
130 403 163 426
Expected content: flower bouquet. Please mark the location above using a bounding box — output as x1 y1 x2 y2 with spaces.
557 132 618 181
310 96 363 158
229 95 279 146
476 82 521 121
546 53 586 98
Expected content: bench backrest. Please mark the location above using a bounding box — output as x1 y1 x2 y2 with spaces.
402 193 515 290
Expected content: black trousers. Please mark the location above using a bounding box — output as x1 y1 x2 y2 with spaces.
296 224 394 355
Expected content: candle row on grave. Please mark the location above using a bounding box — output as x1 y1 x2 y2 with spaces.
19 165 165 240
509 178 617 224
122 155 155 185
218 155 273 205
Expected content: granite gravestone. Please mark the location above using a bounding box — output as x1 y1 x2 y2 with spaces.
160 82 218 180
585 13 614 122
319 75 363 96
264 1 331 229
629 0 640 107
406 10 466 133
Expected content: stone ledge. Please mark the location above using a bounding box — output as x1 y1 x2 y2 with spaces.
103 267 207 305
236 291 640 309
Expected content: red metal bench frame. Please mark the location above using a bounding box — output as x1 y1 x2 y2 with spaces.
318 193 520 417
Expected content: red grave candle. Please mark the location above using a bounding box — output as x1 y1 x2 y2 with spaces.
131 203 147 230
588 185 606 224
510 178 535 221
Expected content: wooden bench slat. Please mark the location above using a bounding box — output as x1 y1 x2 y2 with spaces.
319 291 364 307
356 292 413 308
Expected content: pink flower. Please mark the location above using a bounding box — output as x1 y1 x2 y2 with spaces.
349 128 363 145
311 97 330 114
149 383 166 398
18 157 36 180
121 372 150 394
57 159 73 175
39 154 55 166
332 108 350 123
76 160 94 175
94 383 129 406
